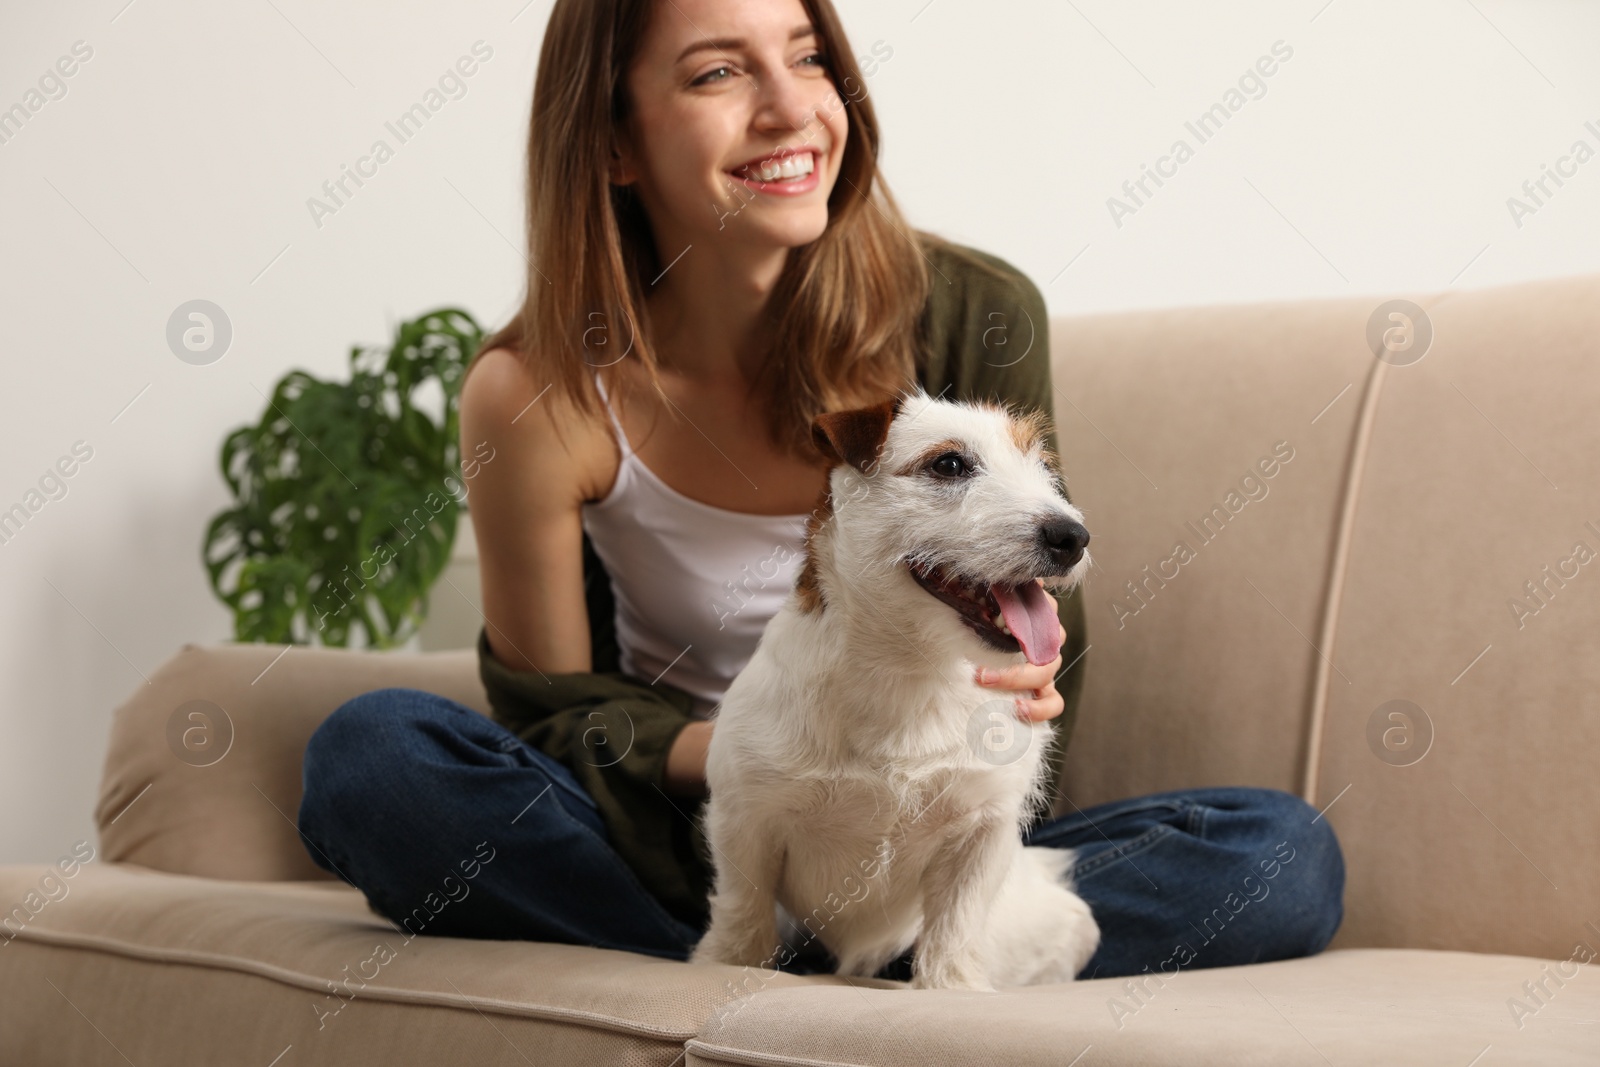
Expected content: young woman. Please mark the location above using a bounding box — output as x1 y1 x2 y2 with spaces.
298 0 1344 982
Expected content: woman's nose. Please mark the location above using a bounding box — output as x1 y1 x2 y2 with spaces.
752 67 824 133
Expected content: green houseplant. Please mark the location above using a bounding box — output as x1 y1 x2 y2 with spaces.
204 308 487 649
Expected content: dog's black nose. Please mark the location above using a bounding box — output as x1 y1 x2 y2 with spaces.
1040 517 1090 569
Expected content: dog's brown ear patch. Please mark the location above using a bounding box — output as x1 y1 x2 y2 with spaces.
811 396 902 475
799 393 904 615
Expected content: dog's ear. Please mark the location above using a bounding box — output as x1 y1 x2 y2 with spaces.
812 395 902 475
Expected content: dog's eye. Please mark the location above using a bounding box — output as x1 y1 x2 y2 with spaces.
930 452 972 478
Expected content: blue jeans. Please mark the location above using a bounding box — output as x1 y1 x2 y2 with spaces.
297 688 1344 980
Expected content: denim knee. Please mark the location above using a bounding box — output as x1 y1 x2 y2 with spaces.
298 688 465 862
307 685 463 756
1225 787 1346 958
306 688 407 787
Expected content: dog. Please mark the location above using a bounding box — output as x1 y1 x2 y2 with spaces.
688 387 1100 991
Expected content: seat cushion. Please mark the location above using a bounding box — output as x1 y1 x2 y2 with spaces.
685 946 1599 1066
5 871 1596 1065
0 862 892 1067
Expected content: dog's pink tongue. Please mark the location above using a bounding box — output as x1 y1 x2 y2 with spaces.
991 581 1060 666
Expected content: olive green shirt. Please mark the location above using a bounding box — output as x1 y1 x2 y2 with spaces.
476 237 1089 930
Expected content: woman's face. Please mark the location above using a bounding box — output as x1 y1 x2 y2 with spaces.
616 0 849 256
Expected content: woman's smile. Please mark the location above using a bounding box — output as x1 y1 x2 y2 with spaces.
727 147 822 196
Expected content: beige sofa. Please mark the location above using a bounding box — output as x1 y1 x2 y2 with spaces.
4 273 1598 1064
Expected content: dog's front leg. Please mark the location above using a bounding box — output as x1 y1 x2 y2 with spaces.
912 816 1014 992
689 812 786 971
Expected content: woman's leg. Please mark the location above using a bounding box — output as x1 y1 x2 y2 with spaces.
1022 787 1345 980
296 687 703 960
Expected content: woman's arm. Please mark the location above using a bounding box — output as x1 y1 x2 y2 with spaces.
664 721 713 797
462 350 711 795
460 348 597 675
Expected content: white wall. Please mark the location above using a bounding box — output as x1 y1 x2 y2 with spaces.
2 0 1597 864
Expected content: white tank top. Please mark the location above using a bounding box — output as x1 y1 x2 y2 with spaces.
581 370 811 719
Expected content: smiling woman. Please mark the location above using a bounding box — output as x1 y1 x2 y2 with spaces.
296 0 1346 989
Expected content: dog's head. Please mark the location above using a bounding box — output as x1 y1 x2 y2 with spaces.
804 388 1090 667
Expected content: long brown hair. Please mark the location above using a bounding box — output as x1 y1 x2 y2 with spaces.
472 0 952 460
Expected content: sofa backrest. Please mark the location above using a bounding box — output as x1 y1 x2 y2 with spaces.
1052 272 1600 961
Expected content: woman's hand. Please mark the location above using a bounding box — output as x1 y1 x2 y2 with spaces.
974 582 1067 723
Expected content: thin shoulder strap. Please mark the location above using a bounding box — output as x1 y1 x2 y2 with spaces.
590 368 633 458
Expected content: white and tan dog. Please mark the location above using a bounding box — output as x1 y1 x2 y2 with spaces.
689 388 1099 991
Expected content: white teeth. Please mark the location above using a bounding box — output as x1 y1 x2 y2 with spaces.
741 152 815 182
995 615 1011 634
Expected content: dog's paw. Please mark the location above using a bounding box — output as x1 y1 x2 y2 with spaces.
910 953 996 993
688 940 731 967
688 930 744 967
690 926 781 970
687 937 717 966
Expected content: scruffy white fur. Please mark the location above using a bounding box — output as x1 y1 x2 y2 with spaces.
689 389 1100 991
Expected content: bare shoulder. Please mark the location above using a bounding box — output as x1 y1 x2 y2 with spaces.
459 346 615 672
459 347 613 505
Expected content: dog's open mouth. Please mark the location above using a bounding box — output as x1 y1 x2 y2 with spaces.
907 560 1060 667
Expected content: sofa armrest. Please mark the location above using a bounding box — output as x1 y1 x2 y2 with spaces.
96 642 487 882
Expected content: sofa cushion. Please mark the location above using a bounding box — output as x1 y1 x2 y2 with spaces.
95 642 492 881
685 946 1600 1065
0 862 891 1066
11 866 1592 1067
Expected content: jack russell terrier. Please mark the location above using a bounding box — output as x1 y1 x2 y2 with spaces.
689 388 1099 991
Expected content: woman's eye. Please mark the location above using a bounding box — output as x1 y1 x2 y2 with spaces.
695 52 823 87
931 453 971 478
692 65 734 86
